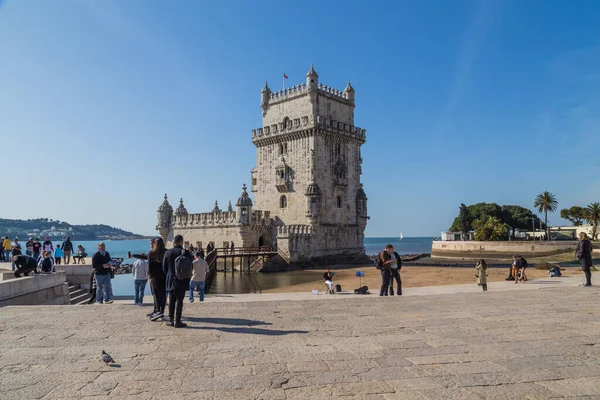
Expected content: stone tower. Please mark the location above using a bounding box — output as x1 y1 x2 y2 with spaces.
251 65 368 262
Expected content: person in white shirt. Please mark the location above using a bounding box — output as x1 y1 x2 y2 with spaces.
189 251 209 302
132 257 149 304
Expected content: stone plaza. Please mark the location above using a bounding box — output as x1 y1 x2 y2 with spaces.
1 277 600 399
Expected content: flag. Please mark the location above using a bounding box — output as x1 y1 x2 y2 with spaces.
283 73 288 79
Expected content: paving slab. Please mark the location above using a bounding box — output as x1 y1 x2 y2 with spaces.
1 282 600 398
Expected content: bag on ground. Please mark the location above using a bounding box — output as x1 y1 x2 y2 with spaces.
175 250 193 280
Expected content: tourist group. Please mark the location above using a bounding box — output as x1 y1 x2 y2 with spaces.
2 236 87 277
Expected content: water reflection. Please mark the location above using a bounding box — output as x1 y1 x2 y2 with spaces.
210 271 322 294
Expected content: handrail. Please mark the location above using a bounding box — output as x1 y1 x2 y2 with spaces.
204 249 218 293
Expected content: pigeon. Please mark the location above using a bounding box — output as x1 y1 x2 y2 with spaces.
101 350 115 365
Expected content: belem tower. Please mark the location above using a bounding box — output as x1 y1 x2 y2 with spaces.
156 65 369 267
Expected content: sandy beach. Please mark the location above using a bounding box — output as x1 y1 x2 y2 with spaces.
261 265 585 293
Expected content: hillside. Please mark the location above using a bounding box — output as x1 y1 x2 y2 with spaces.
0 218 147 241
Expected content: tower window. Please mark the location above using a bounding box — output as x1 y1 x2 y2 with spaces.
336 196 342 208
280 196 287 208
335 144 341 155
279 143 287 155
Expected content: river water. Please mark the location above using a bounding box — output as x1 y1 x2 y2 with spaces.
77 237 432 296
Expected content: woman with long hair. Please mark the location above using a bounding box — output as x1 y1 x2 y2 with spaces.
576 232 594 287
475 259 487 291
148 237 167 321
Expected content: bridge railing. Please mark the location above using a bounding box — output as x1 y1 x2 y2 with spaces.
204 249 218 293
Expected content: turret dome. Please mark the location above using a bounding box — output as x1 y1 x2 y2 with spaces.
174 198 188 215
236 184 253 207
158 194 173 213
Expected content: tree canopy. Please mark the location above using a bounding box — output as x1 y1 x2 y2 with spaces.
449 203 543 232
472 216 509 241
560 206 587 226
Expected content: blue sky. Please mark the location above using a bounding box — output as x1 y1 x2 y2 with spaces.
1 0 599 237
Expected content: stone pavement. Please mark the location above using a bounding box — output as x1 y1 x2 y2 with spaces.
2 281 600 399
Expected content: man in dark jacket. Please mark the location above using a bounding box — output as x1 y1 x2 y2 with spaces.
576 232 594 286
388 247 403 296
92 242 113 304
163 235 190 328
62 237 74 265
13 255 39 277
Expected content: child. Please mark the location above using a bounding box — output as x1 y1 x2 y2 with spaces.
475 259 487 291
54 245 64 265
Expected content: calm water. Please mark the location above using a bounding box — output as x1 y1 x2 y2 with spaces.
101 237 432 296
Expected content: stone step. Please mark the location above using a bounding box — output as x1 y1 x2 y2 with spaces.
70 292 91 305
69 288 86 299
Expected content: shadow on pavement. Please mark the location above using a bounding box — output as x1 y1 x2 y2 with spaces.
185 317 272 326
186 326 309 335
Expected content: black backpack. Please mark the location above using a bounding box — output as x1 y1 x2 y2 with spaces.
375 252 384 270
41 258 52 273
174 249 193 280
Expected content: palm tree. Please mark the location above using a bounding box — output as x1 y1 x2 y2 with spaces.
586 203 600 240
534 191 559 241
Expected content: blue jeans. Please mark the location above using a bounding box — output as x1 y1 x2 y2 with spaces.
4 250 10 262
95 273 111 303
134 279 147 304
189 280 205 301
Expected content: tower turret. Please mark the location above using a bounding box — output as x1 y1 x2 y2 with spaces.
261 81 271 116
174 198 188 216
344 80 355 103
306 64 319 89
156 194 173 243
236 184 253 224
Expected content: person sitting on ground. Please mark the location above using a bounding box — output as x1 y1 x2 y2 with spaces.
323 269 335 294
13 254 39 278
518 255 528 282
475 259 488 291
54 245 64 265
73 245 87 264
38 251 55 274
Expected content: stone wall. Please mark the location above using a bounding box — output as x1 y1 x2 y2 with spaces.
432 240 579 258
0 272 70 306
54 265 93 290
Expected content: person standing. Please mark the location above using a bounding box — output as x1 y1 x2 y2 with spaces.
230 241 235 254
11 238 22 271
511 255 520 284
189 251 209 302
149 238 167 321
132 255 149 305
54 245 64 265
388 246 402 296
3 237 11 263
42 236 54 258
32 238 42 260
475 259 488 291
62 236 74 265
576 232 594 287
92 242 113 304
25 238 34 257
378 244 396 296
163 234 192 328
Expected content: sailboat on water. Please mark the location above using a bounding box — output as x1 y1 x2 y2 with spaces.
400 232 403 240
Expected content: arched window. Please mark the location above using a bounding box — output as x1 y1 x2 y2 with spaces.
336 195 342 208
280 195 287 208
279 144 284 155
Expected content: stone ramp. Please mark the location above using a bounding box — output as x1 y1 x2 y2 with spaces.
2 284 600 399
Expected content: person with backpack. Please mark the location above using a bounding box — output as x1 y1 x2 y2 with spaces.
518 255 528 282
163 235 192 328
388 246 402 296
61 236 74 265
377 244 397 296
38 251 55 274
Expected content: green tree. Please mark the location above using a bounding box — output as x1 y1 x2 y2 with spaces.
560 206 587 226
534 191 559 241
472 216 509 241
586 203 600 240
458 203 471 240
